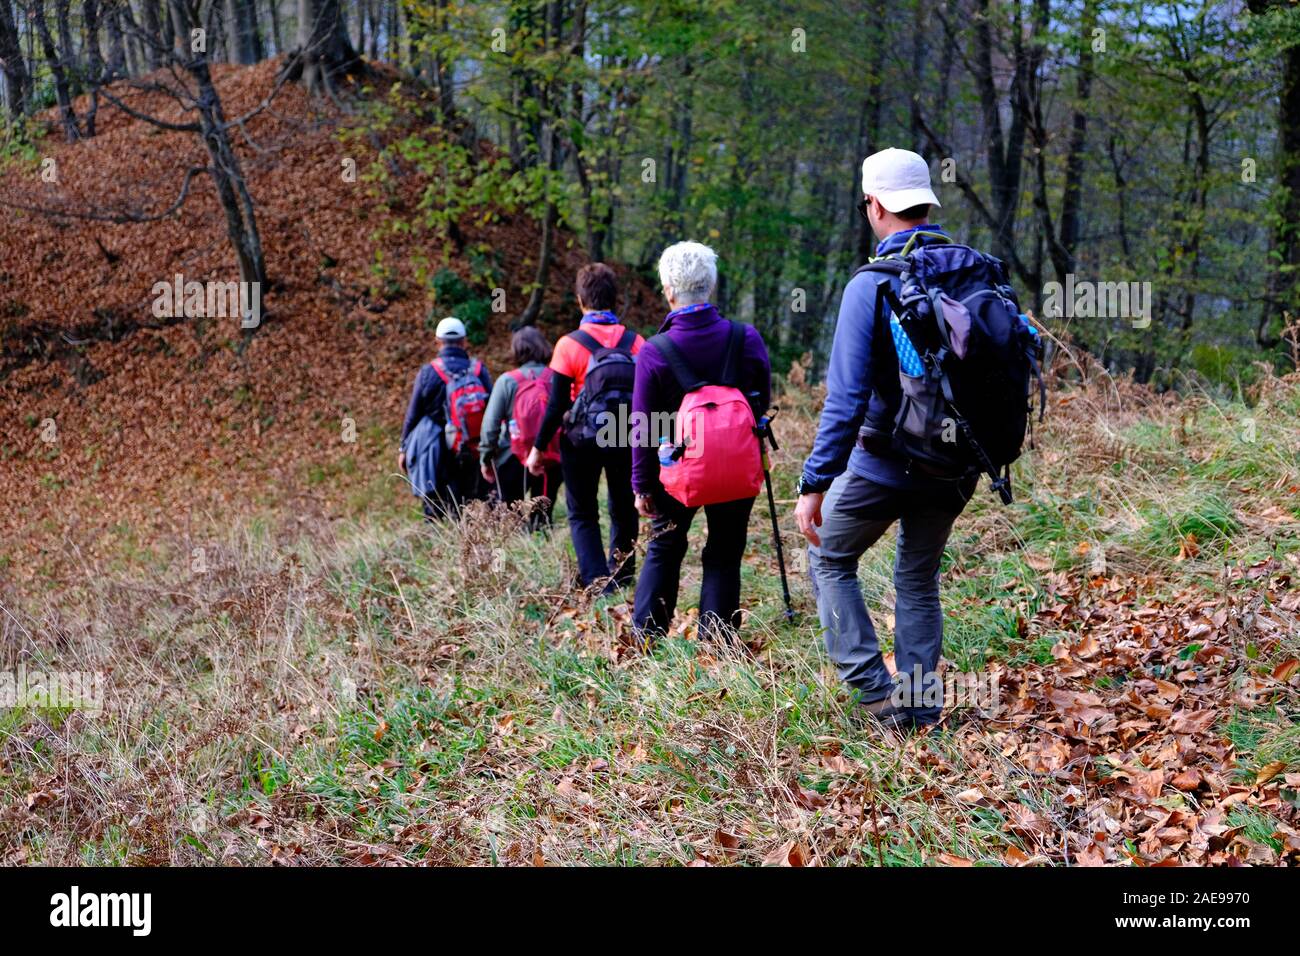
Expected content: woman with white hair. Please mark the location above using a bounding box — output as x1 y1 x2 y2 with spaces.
630 241 772 643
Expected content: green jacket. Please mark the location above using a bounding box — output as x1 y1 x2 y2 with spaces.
480 361 548 468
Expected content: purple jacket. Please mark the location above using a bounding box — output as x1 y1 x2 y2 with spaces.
631 304 772 495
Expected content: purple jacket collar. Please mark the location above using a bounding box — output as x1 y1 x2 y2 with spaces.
658 302 720 333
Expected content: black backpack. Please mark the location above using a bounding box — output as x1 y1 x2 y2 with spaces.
563 327 638 447
857 233 1045 504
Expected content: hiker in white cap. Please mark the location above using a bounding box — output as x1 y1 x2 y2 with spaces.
399 314 494 518
792 146 975 731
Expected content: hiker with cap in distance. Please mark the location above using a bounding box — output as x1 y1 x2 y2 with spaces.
399 316 494 519
794 147 1042 731
630 241 772 645
525 263 644 592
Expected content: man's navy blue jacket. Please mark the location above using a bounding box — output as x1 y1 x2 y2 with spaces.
399 345 493 452
799 224 954 495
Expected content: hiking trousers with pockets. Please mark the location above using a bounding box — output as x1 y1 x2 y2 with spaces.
808 470 973 724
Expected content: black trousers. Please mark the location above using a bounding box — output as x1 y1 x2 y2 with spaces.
632 489 755 641
492 454 562 531
423 447 490 520
560 433 638 588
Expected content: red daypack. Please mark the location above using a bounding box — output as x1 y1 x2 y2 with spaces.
648 321 764 508
507 367 560 465
431 357 488 454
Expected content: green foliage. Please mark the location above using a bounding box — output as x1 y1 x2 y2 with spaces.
0 117 45 168
428 267 492 344
1189 344 1263 392
376 0 1294 378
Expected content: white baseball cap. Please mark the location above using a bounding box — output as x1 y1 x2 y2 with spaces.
861 148 941 213
435 316 467 340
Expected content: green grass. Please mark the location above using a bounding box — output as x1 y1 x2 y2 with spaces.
5 374 1300 865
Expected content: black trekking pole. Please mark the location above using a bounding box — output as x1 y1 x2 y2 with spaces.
757 411 795 622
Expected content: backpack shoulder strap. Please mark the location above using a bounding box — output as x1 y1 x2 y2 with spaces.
506 368 526 385
719 320 746 387
430 357 451 383
568 328 602 355
647 333 704 393
852 256 906 280
471 359 483 377
849 261 915 364
615 328 637 352
853 257 907 319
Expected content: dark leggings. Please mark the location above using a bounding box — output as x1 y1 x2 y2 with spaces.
633 489 755 641
491 454 561 531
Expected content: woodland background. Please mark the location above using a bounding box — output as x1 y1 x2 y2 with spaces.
3 0 1300 379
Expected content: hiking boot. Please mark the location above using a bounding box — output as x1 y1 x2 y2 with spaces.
859 697 915 731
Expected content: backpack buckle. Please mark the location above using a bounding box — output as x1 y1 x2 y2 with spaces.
990 474 1013 505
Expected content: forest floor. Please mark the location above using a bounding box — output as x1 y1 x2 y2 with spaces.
2 355 1299 865
2 61 1300 866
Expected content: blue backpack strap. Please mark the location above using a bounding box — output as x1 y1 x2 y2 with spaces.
615 327 637 352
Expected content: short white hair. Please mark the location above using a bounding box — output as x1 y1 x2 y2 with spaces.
657 241 718 305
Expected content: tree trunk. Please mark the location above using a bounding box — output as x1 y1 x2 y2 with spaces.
908 0 928 154
225 0 260 64
515 201 557 328
33 0 80 141
82 0 104 136
106 3 129 78
139 0 163 69
269 0 283 55
289 0 363 96
431 0 455 119
170 0 268 293
0 0 32 120
855 14 885 267
514 0 566 328
970 0 1039 282
1058 0 1098 270
386 0 398 65
1248 0 1300 347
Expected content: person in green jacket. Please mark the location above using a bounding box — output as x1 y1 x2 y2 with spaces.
480 327 563 530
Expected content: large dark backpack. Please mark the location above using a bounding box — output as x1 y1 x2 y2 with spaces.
856 233 1045 504
563 328 638 447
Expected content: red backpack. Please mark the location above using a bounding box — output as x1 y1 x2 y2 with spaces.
648 321 764 507
431 357 488 454
507 367 560 465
